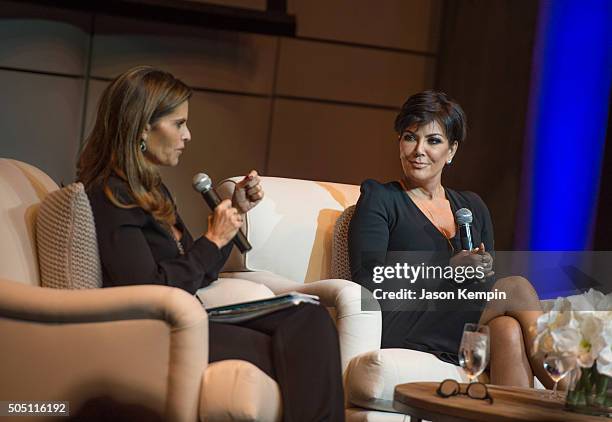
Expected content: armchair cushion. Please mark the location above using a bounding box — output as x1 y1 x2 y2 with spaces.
344 348 466 413
0 158 58 285
36 182 102 289
201 360 282 422
217 177 360 282
345 408 408 422
196 277 275 309
222 270 383 372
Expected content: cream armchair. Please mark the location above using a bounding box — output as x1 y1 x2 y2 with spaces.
217 176 467 422
216 178 382 373
0 159 282 422
0 159 205 421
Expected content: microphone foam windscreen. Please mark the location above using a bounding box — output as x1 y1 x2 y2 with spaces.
192 173 212 193
455 207 473 225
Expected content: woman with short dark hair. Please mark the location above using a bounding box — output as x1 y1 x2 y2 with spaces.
79 66 345 421
349 90 557 388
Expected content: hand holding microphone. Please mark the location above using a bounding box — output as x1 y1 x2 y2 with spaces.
193 173 252 253
205 199 243 249
450 208 494 277
473 243 494 278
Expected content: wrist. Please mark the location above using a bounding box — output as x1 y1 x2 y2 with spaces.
204 232 225 249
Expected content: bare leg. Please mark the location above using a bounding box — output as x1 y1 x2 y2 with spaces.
488 316 533 387
478 276 567 389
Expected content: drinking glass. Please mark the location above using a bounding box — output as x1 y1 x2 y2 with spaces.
458 323 490 383
543 352 576 399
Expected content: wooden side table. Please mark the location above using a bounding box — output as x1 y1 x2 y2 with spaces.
394 382 606 422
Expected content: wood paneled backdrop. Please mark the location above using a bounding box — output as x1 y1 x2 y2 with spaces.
0 0 557 250
0 0 440 240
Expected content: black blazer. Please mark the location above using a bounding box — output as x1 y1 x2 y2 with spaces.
88 175 232 295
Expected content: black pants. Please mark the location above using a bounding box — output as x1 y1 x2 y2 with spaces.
209 303 345 422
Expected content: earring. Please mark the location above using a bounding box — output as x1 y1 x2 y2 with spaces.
447 159 452 165
140 139 147 152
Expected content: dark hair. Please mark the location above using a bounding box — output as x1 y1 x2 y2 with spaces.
394 90 466 144
77 66 192 229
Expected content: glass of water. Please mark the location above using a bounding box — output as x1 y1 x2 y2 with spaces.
543 352 576 399
459 323 490 383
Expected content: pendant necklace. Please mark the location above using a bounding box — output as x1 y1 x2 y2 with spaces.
169 226 185 256
400 179 454 243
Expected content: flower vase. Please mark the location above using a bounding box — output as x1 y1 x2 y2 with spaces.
566 365 612 417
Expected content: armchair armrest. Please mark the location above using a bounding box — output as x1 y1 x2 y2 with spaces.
0 278 207 422
221 271 382 371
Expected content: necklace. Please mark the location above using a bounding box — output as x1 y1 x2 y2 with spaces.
168 226 185 256
400 180 456 252
413 198 452 239
423 203 448 236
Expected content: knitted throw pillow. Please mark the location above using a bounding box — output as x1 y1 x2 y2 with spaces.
36 182 102 289
331 205 355 280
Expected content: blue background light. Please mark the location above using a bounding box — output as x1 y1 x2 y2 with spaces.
520 0 612 251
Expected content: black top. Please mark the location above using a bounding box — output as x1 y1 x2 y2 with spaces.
348 179 495 364
87 175 232 295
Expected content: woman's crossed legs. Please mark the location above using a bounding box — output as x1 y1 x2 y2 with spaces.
479 276 565 389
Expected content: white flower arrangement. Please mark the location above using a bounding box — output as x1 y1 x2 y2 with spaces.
533 289 612 377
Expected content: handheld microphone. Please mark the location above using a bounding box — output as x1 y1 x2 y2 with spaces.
192 173 252 253
455 208 474 251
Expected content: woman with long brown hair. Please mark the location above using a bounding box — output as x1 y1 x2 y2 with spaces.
79 66 345 421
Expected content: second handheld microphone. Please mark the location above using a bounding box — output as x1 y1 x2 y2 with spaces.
192 173 252 253
455 207 474 251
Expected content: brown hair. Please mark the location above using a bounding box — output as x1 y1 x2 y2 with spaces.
77 66 192 229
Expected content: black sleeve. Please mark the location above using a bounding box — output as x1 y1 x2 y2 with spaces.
348 180 390 292
90 180 232 295
174 201 234 285
198 240 233 284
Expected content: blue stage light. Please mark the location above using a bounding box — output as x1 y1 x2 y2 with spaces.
521 0 612 251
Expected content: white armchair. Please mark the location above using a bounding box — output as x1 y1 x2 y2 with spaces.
0 158 281 422
0 159 207 421
216 176 466 421
216 177 382 372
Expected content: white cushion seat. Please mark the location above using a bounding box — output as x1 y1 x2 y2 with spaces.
201 360 282 422
344 349 466 413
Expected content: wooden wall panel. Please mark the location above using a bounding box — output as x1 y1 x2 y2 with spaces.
288 0 442 52
0 1 90 75
0 69 84 184
0 0 443 237
267 98 401 185
91 15 277 95
435 0 538 250
82 80 107 141
192 0 267 10
276 38 435 107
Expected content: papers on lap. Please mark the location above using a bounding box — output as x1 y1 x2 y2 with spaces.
206 292 320 323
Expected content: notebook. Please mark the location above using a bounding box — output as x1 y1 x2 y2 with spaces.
206 292 320 324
